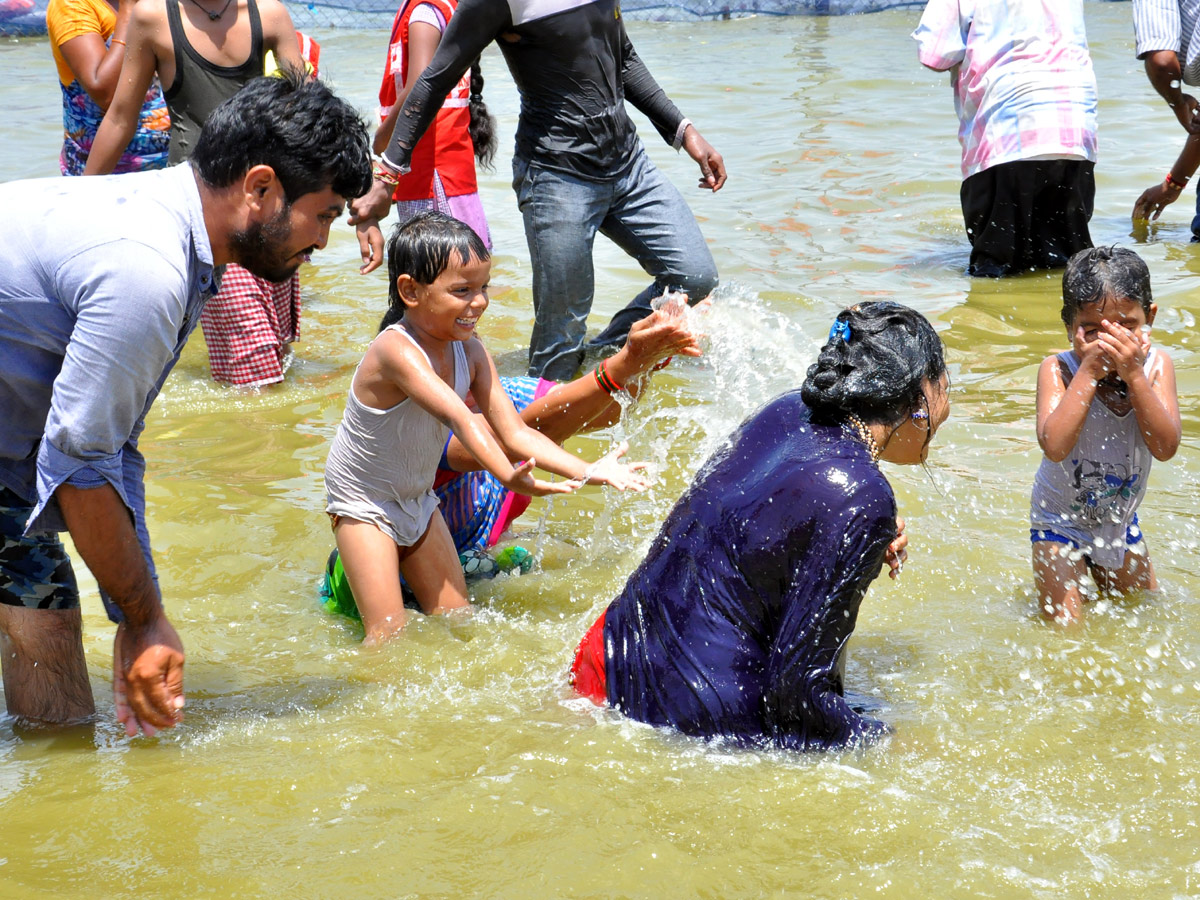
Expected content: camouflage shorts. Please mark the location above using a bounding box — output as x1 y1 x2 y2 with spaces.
0 487 80 610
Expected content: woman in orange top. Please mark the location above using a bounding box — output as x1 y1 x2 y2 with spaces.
47 0 169 174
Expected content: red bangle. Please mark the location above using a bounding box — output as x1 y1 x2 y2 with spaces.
1165 171 1189 190
593 359 622 395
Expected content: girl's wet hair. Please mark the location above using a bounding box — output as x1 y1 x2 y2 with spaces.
1060 246 1152 328
802 301 946 428
381 210 489 331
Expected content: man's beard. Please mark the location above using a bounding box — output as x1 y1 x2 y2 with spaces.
229 206 309 283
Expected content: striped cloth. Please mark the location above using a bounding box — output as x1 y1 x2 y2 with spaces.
434 376 552 551
199 264 301 386
1134 0 1200 86
913 0 1098 179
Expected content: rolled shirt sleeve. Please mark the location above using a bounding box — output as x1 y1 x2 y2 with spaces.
913 0 968 72
26 242 197 541
1133 0 1183 58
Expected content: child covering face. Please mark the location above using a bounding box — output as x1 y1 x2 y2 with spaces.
323 211 650 645
1031 246 1182 625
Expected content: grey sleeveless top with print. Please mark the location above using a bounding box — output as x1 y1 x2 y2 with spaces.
324 326 470 547
1030 349 1157 568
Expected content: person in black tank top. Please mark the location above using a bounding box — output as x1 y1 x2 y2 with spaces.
163 0 263 164
83 0 302 175
84 0 324 387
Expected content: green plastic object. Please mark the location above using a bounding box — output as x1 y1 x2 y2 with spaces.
494 545 534 574
319 544 536 620
319 549 361 620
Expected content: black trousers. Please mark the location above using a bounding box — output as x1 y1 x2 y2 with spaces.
960 158 1095 277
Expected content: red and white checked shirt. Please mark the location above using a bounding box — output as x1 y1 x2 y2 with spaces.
199 264 300 386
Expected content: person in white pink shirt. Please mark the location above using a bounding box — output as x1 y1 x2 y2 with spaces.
913 0 1098 277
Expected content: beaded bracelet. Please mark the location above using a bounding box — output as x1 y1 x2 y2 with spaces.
593 359 622 395
1165 171 1189 191
372 161 400 187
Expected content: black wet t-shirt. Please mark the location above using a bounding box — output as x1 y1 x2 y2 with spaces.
382 0 685 181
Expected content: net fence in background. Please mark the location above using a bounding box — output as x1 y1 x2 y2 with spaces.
287 0 923 29
0 0 1134 43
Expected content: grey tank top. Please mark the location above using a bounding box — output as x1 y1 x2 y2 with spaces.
1030 349 1157 568
164 0 263 165
324 326 471 547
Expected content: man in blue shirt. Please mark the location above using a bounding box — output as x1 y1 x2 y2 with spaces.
0 70 371 735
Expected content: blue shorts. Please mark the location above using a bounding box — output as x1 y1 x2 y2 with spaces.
1030 514 1143 564
0 486 80 610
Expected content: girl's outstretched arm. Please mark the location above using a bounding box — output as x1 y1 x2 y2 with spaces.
443 305 701 473
1037 343 1104 462
375 332 574 497
467 342 650 491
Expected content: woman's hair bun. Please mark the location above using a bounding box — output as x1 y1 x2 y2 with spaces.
801 301 945 426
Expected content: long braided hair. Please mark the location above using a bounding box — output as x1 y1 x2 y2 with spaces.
467 58 497 170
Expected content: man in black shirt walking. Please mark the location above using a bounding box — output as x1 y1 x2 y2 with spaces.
352 0 725 380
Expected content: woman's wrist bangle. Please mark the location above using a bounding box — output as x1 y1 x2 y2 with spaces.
110 38 126 47
593 359 622 395
1165 171 1189 190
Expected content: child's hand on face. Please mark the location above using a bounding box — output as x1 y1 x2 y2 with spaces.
1076 326 1115 379
576 442 652 492
505 459 581 497
1095 319 1148 382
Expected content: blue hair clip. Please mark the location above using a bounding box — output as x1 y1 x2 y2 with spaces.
829 318 852 343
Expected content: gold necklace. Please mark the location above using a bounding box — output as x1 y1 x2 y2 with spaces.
844 414 881 464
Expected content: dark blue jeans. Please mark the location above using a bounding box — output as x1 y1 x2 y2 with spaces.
513 143 718 380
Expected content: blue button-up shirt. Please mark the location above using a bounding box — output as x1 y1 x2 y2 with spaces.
0 163 219 583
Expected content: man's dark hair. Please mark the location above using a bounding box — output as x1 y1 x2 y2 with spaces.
802 301 947 429
192 67 372 203
380 210 490 331
1061 246 1153 328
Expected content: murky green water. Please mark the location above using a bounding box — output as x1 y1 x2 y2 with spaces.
3 5 1200 897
